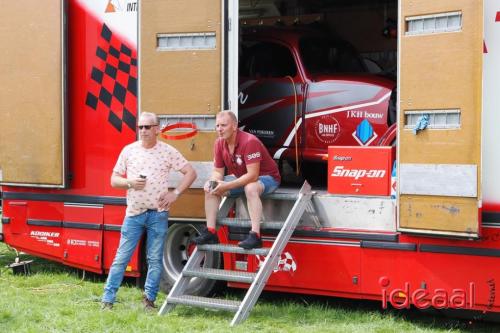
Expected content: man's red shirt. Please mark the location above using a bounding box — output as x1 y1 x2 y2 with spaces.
214 130 280 182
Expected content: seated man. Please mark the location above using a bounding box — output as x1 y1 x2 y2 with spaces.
193 111 281 249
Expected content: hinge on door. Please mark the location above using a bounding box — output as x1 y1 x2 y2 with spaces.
228 17 232 31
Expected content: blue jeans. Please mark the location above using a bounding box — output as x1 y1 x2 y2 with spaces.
102 210 168 304
225 175 280 197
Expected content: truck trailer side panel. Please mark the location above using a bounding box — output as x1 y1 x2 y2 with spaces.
0 0 67 187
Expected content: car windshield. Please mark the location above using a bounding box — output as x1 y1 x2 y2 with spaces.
299 37 366 74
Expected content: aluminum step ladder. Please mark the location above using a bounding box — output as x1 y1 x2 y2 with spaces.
158 181 313 326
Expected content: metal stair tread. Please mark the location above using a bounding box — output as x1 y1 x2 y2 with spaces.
217 218 284 229
184 267 256 283
263 191 299 201
197 243 270 255
167 295 240 312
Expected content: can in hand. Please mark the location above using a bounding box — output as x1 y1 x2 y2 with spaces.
209 180 218 191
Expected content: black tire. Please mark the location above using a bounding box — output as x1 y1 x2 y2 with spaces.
159 222 222 296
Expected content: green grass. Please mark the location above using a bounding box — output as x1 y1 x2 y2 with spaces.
0 242 498 333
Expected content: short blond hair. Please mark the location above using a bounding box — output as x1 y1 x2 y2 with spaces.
216 111 238 124
139 111 159 125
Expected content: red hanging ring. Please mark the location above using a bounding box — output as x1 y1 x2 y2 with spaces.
161 122 198 140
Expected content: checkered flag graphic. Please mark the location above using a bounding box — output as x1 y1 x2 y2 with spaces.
85 24 137 132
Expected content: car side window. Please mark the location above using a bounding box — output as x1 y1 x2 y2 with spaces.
241 41 297 78
299 37 366 74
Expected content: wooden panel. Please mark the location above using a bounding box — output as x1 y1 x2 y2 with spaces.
399 196 478 234
169 189 206 218
399 0 482 165
0 1 65 186
398 0 482 236
141 0 223 220
140 0 222 115
159 131 218 161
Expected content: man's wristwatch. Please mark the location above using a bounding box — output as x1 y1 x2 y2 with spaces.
126 181 132 189
173 189 181 197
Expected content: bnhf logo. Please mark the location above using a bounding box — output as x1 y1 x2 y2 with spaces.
379 277 475 310
319 123 338 135
314 115 340 144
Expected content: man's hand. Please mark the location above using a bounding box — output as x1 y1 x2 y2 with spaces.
204 180 220 193
129 176 146 190
205 168 225 194
211 181 229 196
203 180 211 193
157 190 178 211
111 172 146 190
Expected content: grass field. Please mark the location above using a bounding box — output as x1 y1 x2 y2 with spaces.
0 242 498 333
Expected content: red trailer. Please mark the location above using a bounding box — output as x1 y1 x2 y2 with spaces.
0 0 498 320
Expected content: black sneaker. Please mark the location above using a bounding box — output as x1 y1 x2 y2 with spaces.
142 295 156 312
193 228 219 245
238 231 262 249
101 302 113 310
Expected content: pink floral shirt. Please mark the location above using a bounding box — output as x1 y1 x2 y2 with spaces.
113 141 188 216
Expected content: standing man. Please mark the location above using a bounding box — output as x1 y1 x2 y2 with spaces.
101 112 196 311
193 111 280 249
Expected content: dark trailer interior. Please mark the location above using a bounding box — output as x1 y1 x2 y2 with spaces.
237 0 398 186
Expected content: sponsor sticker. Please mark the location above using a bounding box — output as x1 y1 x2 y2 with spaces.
347 110 384 120
30 231 61 247
313 115 341 144
256 252 297 273
352 119 378 145
67 239 100 247
30 231 60 238
333 155 353 162
249 129 275 138
331 165 386 180
105 0 137 13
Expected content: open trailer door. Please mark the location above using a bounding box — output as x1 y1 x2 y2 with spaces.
398 0 483 237
140 0 232 218
0 1 67 188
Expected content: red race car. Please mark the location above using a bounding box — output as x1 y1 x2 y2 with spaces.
238 26 396 181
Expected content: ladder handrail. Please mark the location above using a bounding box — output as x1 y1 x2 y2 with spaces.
230 181 312 325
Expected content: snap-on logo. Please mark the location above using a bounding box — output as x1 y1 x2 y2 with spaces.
333 155 352 161
331 166 386 180
247 152 261 160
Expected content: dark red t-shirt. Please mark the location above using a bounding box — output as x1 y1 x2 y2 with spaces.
214 130 281 182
